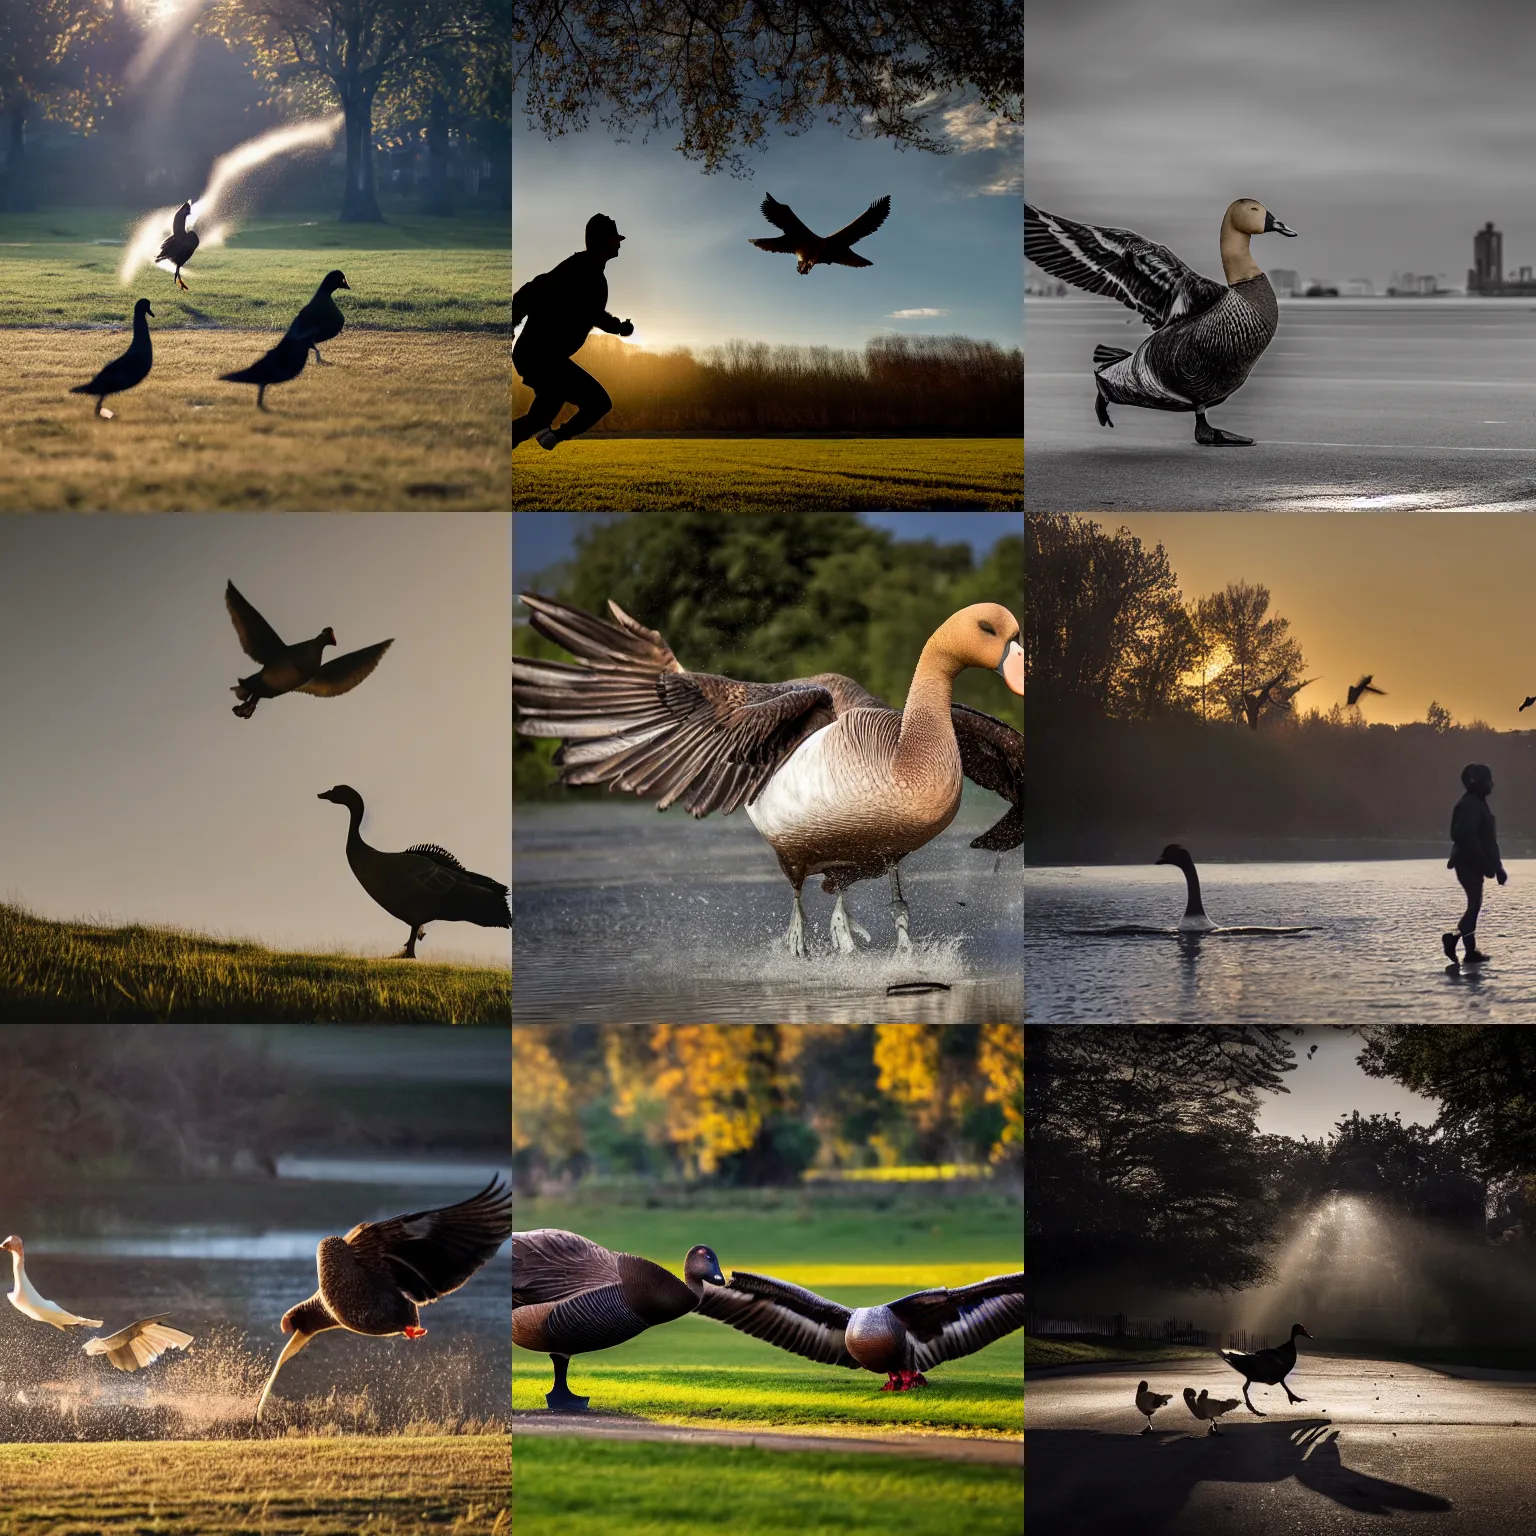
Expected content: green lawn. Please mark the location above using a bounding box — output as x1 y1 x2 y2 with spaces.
1026 1335 1212 1371
512 1437 1021 1536
0 903 509 1022
512 437 1023 510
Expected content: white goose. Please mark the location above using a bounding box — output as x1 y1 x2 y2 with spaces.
1184 1386 1241 1434
84 1315 195 1372
1135 1379 1172 1433
2 1235 102 1329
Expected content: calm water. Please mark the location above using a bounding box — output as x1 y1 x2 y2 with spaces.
1027 858 1536 1024
514 797 1023 1023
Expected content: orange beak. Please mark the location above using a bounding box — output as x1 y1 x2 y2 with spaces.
997 640 1024 696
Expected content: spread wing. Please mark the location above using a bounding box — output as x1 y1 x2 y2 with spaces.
885 1273 1026 1370
346 1176 512 1306
952 704 1023 852
225 581 287 664
1025 203 1226 329
295 638 394 697
757 195 816 241
83 1314 193 1371
828 195 890 248
695 1271 860 1368
513 1227 622 1307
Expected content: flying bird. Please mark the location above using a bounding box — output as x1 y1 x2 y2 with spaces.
1520 696 1535 713
284 269 350 365
219 332 311 411
70 298 154 418
750 194 891 274
156 200 200 291
1347 675 1386 707
83 1315 194 1372
1135 1380 1172 1433
1183 1386 1242 1434
256 1177 512 1421
225 581 392 719
2 1236 103 1329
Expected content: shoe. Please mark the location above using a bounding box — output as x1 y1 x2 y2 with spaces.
1442 933 1460 962
1463 949 1490 964
535 429 561 450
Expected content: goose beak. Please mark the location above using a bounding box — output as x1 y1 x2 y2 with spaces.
1264 211 1298 238
996 639 1024 695
709 1267 725 1286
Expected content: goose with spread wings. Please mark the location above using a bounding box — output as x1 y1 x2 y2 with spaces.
513 595 1023 957
256 1177 512 1421
751 194 891 273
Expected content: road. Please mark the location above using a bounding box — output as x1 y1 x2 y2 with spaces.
1028 1355 1536 1534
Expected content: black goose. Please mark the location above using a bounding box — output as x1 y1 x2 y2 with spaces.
156 200 199 291
256 1177 511 1421
1347 674 1386 708
316 785 510 958
695 1269 1025 1391
70 299 154 418
285 269 350 365
1025 198 1297 446
1219 1323 1312 1415
750 194 891 274
512 1229 725 1411
219 332 310 412
226 581 392 718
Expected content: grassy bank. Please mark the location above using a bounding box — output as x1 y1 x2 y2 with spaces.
0 1434 508 1535
512 1436 1021 1536
1026 1335 1212 1371
0 903 509 1022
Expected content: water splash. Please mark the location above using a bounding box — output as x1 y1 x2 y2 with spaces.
118 113 345 285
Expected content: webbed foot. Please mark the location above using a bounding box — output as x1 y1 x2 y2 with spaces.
1195 414 1253 446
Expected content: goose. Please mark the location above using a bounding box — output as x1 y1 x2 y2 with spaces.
1347 674 1386 708
155 200 199 291
750 194 891 273
1135 1379 1172 1433
1 1236 102 1329
219 331 311 411
256 1176 511 1422
1219 1323 1312 1415
1520 696 1535 713
1024 198 1297 445
83 1314 194 1372
70 298 153 418
316 785 510 958
1183 1386 1242 1434
512 1229 726 1412
512 595 1023 957
694 1269 1025 1391
285 269 350 364
1157 844 1218 933
226 581 392 718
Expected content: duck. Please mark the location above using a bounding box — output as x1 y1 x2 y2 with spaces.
1219 1323 1312 1414
750 194 891 273
256 1176 511 1422
513 1229 726 1412
694 1269 1025 1391
1156 844 1219 933
155 200 199 291
1024 198 1297 446
284 269 350 365
1 1236 102 1329
512 595 1023 958
316 785 510 958
83 1314 194 1372
1347 674 1386 708
70 298 153 418
226 581 392 718
219 331 311 411
1183 1386 1242 1434
1135 1380 1172 1433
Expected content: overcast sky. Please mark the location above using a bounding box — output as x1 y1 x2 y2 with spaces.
1115 513 1536 729
1257 1028 1438 1140
1028 0 1536 289
0 515 510 966
514 110 1022 352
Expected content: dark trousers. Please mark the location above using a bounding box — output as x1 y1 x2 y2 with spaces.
513 357 612 444
1454 862 1485 936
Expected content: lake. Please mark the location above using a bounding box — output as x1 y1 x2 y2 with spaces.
1026 858 1536 1024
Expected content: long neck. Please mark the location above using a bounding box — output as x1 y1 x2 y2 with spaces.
896 636 959 773
133 312 150 346
343 801 366 854
1181 860 1205 918
1220 216 1262 285
6 1250 19 1291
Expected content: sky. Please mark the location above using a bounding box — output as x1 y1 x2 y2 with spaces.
1028 0 1536 291
1256 1028 1438 1140
0 515 510 966
1112 513 1536 729
514 109 1022 353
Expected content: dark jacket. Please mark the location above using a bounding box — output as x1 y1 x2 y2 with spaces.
513 251 624 371
1449 790 1502 877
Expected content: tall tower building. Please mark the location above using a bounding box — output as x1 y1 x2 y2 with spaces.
1473 222 1503 292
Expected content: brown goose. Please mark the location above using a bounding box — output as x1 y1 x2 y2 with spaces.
226 581 392 719
513 1228 725 1411
696 1269 1025 1390
256 1177 511 1422
84 1315 193 1372
316 785 511 958
513 596 1023 957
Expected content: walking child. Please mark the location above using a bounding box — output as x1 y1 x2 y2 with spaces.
1443 762 1507 967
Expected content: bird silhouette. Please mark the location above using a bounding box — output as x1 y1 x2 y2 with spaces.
70 299 154 418
1347 674 1386 707
286 269 350 365
220 332 310 411
156 200 199 291
1520 696 1536 713
750 194 891 274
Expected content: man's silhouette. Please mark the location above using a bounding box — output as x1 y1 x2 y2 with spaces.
513 213 634 450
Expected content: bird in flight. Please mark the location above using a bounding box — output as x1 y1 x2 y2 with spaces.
1520 696 1536 712
750 194 891 274
1347 675 1385 707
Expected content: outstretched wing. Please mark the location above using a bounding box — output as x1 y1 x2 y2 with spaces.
758 195 817 241
1025 204 1226 329
513 1228 623 1308
952 704 1023 852
695 1270 860 1368
828 195 890 249
225 581 287 664
295 638 394 697
83 1314 194 1372
346 1177 512 1306
885 1272 1026 1370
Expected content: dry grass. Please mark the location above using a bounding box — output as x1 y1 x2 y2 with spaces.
0 329 509 510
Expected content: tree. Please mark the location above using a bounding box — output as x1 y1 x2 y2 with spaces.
1191 581 1305 729
514 0 1022 174
1426 700 1454 733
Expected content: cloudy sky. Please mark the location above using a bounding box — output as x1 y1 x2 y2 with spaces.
1028 0 1536 290
0 515 510 966
1257 1028 1438 1140
514 107 1022 352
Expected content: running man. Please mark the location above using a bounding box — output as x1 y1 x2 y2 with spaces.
1443 762 1507 968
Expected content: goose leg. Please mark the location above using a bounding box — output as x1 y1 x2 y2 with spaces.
888 866 912 954
399 924 426 960
545 1354 590 1414
1241 1381 1264 1415
829 894 869 955
1281 1380 1305 1404
785 886 810 958
1194 409 1253 447
1095 391 1113 428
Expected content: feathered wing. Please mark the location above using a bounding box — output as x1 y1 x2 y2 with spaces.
513 1228 622 1308
83 1314 193 1372
884 1272 1026 1370
402 844 510 925
345 1177 512 1306
828 195 891 248
225 582 287 665
1024 204 1227 328
296 638 394 697
952 703 1023 852
757 195 816 241
695 1271 860 1368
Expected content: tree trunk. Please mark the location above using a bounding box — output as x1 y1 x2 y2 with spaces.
421 92 452 216
338 86 383 223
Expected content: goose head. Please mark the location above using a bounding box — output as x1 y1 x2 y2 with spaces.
1225 199 1297 239
1182 1386 1202 1415
1290 1323 1313 1341
319 626 337 648
317 784 364 816
928 603 1023 691
1155 843 1195 874
134 299 155 321
321 269 350 294
683 1244 726 1292
0 1235 20 1260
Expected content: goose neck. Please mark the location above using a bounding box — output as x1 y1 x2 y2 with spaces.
1179 858 1206 918
1219 218 1262 285
896 637 959 768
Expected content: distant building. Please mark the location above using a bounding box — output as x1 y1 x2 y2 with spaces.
1344 277 1375 296
1270 268 1301 296
1386 270 1448 296
1467 221 1536 294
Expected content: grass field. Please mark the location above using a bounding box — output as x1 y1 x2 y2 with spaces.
511 437 1023 510
0 1435 508 1535
0 903 510 1022
512 1437 1021 1536
1026 1335 1212 1371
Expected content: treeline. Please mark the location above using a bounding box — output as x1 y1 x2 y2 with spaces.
511 333 1023 434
